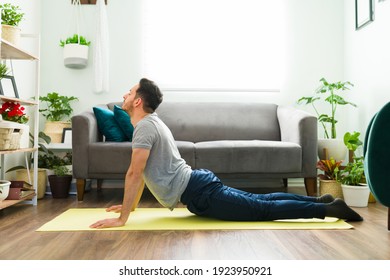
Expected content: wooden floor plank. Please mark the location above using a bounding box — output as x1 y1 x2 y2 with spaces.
0 187 389 260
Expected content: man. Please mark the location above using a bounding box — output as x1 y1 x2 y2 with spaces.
90 78 363 229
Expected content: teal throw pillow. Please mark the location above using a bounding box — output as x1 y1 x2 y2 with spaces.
114 105 134 141
93 107 128 142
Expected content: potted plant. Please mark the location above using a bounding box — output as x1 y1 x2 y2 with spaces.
48 165 72 198
339 132 370 207
0 3 25 46
39 92 78 143
0 62 9 78
316 157 344 199
297 77 356 161
0 180 11 202
60 34 91 69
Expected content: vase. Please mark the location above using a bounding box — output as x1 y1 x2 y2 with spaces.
319 179 343 199
0 180 11 201
43 121 71 143
341 184 370 207
63 44 89 69
318 138 347 162
1 24 21 46
48 175 72 198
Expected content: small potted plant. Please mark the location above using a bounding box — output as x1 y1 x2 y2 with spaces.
48 165 72 198
60 34 91 69
338 132 370 207
0 3 25 46
39 92 78 143
316 157 344 199
297 77 356 161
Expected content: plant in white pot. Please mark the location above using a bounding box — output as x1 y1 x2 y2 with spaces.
297 78 356 161
60 34 91 69
0 3 25 46
339 132 370 207
39 92 78 143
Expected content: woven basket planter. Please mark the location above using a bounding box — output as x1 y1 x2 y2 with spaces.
43 121 71 143
1 24 21 46
0 126 24 150
319 179 344 199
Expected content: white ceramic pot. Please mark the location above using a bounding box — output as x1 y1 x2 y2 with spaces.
63 44 89 69
0 180 11 201
318 138 347 162
341 184 370 207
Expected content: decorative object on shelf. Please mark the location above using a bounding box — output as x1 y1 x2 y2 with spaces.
61 128 72 144
0 101 28 123
39 92 78 143
0 75 19 98
317 157 344 199
61 0 91 69
5 131 51 199
297 77 356 161
0 119 27 151
5 180 24 200
355 0 375 30
0 180 11 201
0 3 25 46
48 165 72 198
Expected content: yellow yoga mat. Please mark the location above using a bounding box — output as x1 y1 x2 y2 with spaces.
36 208 353 232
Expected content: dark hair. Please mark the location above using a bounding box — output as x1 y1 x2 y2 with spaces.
136 78 163 113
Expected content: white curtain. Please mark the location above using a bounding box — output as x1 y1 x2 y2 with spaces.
93 0 110 93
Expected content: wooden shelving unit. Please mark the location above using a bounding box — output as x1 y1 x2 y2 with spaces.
0 37 40 208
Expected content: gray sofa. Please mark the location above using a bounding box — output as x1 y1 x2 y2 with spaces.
72 102 318 201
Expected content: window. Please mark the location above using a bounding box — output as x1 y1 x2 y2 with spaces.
142 0 286 92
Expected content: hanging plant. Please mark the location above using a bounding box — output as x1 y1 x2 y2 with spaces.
60 34 91 69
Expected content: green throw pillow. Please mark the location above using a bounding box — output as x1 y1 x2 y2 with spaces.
114 105 134 141
93 107 128 142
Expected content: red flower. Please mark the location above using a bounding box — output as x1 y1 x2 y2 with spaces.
0 101 29 124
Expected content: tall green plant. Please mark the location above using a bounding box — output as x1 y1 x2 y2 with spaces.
298 78 356 139
39 92 78 121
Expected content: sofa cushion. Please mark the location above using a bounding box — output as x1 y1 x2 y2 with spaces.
114 105 134 141
93 107 128 142
194 140 302 173
156 102 281 142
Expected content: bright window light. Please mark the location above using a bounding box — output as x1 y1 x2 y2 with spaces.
142 0 286 92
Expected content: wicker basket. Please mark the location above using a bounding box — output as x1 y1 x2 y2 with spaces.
319 179 344 199
1 24 21 46
0 121 27 151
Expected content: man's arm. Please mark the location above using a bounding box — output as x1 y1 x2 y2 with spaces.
90 148 150 228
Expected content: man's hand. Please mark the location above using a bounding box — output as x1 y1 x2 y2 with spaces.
106 205 122 213
89 217 125 229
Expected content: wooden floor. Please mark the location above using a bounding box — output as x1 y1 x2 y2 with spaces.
0 187 389 260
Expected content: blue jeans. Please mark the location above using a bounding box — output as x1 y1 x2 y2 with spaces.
180 169 326 221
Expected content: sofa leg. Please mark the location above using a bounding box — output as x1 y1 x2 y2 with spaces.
97 179 103 192
283 178 288 188
76 179 86 201
304 177 317 197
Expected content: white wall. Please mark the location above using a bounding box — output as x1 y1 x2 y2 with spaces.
344 0 390 137
39 0 345 117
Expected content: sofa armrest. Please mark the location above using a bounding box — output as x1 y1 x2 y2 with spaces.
71 110 101 178
277 106 317 177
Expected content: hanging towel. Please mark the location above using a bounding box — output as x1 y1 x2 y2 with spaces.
94 0 109 93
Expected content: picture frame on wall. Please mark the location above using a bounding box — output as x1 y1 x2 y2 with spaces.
62 128 72 144
355 0 375 30
0 75 19 98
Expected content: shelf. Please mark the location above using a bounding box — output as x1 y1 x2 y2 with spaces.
0 148 37 155
45 143 72 151
0 191 36 210
1 39 38 60
0 96 38 106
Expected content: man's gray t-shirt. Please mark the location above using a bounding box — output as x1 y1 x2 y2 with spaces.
131 113 192 209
